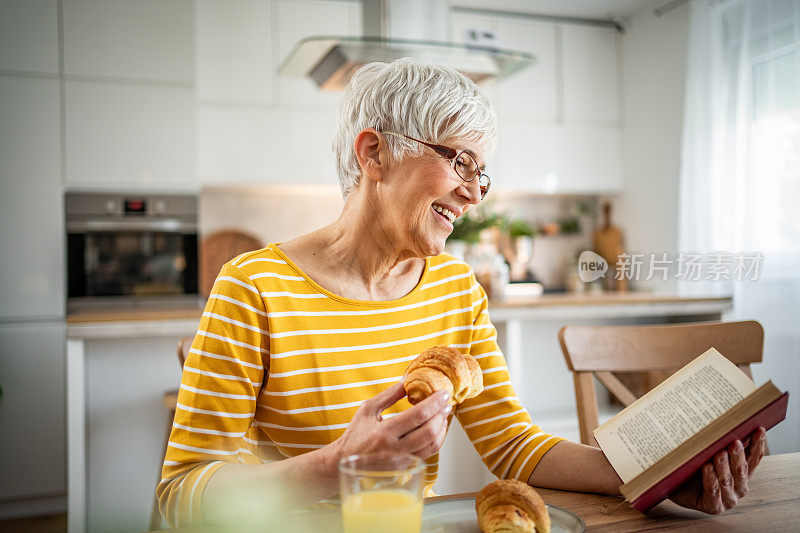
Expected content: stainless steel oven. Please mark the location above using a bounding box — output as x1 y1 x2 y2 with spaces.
66 193 199 310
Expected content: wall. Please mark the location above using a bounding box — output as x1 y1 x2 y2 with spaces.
617 2 691 291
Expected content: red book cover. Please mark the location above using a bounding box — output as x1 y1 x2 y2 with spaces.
629 392 789 512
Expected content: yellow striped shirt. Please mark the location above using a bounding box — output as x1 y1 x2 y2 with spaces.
158 243 565 526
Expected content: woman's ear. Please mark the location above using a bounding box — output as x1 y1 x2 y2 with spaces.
353 128 385 183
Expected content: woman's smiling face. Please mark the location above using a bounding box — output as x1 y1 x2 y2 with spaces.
377 136 486 258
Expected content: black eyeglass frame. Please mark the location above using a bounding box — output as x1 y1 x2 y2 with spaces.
382 131 491 200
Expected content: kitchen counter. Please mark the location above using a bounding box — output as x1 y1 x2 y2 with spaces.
65 291 733 532
65 292 733 338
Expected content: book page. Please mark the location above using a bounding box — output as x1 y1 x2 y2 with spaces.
594 348 756 483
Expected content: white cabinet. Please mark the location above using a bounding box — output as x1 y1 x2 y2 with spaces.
64 81 196 189
82 336 186 532
494 18 557 121
0 0 59 73
562 25 620 123
450 14 622 193
494 120 621 193
196 0 273 104
276 0 362 108
62 0 194 83
554 123 622 191
0 322 66 501
450 12 501 108
0 76 64 321
450 13 559 120
198 106 339 184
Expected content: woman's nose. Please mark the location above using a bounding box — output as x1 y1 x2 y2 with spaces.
459 177 482 205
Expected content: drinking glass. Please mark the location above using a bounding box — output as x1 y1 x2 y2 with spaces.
339 453 425 533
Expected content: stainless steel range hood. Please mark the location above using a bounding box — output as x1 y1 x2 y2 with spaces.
278 0 536 90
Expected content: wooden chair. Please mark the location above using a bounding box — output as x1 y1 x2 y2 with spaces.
148 337 193 531
558 320 764 447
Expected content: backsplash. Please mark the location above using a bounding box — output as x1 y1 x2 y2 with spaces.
200 184 615 290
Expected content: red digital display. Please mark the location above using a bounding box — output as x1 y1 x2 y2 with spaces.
124 199 146 214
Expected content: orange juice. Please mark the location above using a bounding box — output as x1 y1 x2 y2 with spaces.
342 489 423 533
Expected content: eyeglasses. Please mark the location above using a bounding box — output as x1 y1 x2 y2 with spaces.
382 131 491 200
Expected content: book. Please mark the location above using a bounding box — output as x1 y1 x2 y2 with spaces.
593 347 788 512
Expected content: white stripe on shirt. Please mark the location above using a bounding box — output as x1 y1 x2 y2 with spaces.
470 422 531 445
202 311 268 335
207 293 267 317
189 348 264 370
268 354 417 378
238 257 287 268
183 364 262 387
216 276 259 294
249 272 305 281
196 330 268 354
258 399 364 414
462 408 526 430
270 324 474 359
420 272 472 290
261 375 401 396
180 383 256 401
269 306 473 339
172 422 246 438
259 291 328 299
265 289 473 318
176 402 254 419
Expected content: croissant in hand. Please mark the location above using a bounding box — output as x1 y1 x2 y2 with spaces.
475 479 550 533
403 346 483 405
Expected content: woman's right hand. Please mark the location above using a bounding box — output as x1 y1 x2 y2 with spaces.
331 382 452 461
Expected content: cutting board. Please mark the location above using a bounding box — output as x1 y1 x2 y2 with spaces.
199 229 263 296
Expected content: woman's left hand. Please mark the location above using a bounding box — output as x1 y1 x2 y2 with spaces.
668 426 767 514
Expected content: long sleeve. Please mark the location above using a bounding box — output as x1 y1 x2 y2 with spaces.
456 276 567 484
156 261 269 527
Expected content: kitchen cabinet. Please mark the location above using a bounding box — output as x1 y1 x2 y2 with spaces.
62 0 194 83
450 12 501 107
0 322 66 501
562 25 620 123
493 120 621 193
555 123 622 191
0 76 64 321
451 13 559 120
198 106 339 184
494 18 558 121
0 0 59 74
196 0 273 104
450 13 622 193
64 81 196 189
276 0 362 109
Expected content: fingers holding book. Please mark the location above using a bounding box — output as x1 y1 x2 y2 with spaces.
676 426 767 515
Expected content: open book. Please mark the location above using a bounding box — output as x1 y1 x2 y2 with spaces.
594 347 788 512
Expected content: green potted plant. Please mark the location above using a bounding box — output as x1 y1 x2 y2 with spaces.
446 205 505 259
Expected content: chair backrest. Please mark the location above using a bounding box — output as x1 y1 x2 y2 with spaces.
558 320 764 446
176 337 193 369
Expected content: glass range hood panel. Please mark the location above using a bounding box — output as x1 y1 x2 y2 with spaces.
278 36 536 89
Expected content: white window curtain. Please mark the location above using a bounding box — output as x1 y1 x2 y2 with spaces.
679 0 800 453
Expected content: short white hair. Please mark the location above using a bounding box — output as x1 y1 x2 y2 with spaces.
332 58 498 198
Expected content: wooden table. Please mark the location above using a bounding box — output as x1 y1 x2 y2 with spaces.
437 452 800 532
154 453 799 532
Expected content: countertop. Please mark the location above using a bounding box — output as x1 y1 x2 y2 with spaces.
65 292 733 340
66 292 732 323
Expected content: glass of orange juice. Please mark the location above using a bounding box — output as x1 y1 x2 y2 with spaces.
339 453 425 533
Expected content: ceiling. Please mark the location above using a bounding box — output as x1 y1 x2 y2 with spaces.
451 0 663 21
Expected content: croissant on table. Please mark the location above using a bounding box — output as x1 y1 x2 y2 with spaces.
403 346 483 405
475 479 550 533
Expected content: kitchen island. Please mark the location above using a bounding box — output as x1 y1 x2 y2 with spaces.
66 293 732 533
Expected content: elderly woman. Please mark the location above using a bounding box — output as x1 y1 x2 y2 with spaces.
158 58 766 526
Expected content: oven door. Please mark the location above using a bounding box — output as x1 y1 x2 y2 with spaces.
68 229 197 299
